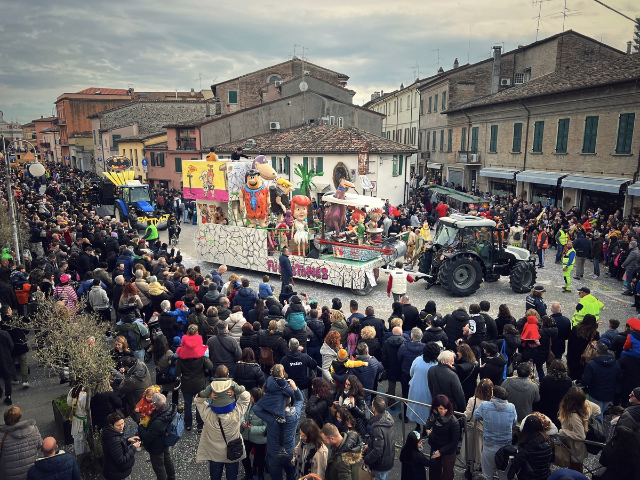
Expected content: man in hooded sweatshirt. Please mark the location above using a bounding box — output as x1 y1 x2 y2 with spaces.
580 341 622 421
442 306 470 351
474 385 517 480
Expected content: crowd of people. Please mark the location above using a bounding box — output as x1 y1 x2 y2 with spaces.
1 164 640 480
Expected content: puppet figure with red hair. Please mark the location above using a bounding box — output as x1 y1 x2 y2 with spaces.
291 195 311 256
352 209 366 245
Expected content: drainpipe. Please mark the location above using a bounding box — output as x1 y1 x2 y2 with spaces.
520 100 532 203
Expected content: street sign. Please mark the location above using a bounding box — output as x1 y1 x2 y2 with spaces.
65 156 70 160
98 157 103 162
141 158 148 166
143 165 148 173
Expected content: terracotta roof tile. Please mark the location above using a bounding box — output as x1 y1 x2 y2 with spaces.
76 87 129 95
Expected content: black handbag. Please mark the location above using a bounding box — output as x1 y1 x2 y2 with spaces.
586 415 606 455
217 416 244 460
155 366 176 385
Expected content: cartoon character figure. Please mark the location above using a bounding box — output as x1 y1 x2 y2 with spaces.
240 169 269 228
252 155 278 181
352 209 366 246
325 178 355 236
199 164 216 198
198 203 210 223
270 178 294 223
291 195 311 256
366 207 383 231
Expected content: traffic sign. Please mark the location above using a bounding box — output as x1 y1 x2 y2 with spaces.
141 158 148 166
98 157 103 162
65 156 70 160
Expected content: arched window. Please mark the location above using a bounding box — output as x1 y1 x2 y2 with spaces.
267 74 281 84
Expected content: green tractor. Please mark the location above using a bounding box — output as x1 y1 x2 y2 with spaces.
418 214 537 296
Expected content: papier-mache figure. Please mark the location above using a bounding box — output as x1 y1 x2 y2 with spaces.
270 178 294 223
252 155 278 182
352 209 366 245
291 195 311 256
325 178 355 236
241 169 269 228
366 207 383 231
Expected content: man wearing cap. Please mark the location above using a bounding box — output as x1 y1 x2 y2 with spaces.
572 287 604 326
525 285 547 317
622 241 640 296
562 240 576 293
555 225 569 264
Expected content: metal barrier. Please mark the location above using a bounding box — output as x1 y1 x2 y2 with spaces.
362 388 472 474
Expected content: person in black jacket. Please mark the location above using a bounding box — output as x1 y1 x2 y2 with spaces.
137 394 175 480
533 359 572 428
507 415 554 480
427 350 465 413
233 348 265 391
442 307 470 351
306 309 325 367
533 315 558 380
424 394 460 480
479 342 507 387
157 300 184 345
598 425 640 480
381 326 405 406
0 268 19 311
281 338 317 392
550 302 572 360
305 377 332 428
240 322 260 360
495 304 517 338
401 296 420 333
363 397 395 477
206 321 241 376
90 379 123 430
102 411 140 480
361 306 386 344
454 344 480 402
479 300 498 341
399 430 435 480
258 321 288 373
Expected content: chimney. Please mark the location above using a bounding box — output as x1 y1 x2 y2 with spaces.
453 58 459 69
214 98 222 115
190 88 195 96
370 91 381 101
627 41 633 55
205 102 211 117
491 45 502 94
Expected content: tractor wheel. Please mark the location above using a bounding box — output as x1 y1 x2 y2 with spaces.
351 277 373 296
438 256 482 297
114 205 125 224
510 261 537 293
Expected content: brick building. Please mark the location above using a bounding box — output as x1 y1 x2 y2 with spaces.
417 30 625 190
445 54 640 215
211 56 349 113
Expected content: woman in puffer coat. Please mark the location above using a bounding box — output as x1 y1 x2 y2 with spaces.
233 348 265 391
227 306 246 342
90 378 124 430
532 315 558 380
102 411 139 480
240 322 260 360
506 415 554 480
0 406 42 480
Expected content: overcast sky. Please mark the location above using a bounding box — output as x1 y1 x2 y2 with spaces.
0 0 636 124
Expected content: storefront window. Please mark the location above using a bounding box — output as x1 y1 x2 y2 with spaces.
581 191 625 216
491 181 515 198
531 183 557 207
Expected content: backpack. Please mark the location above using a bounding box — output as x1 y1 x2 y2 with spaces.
121 328 139 352
163 404 184 446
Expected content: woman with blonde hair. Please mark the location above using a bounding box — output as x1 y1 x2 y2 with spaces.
463 378 493 474
320 330 342 385
359 325 381 360
558 385 601 472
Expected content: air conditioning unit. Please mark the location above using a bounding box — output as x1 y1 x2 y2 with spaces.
500 78 511 86
321 117 330 125
274 81 283 87
270 122 280 130
470 153 480 162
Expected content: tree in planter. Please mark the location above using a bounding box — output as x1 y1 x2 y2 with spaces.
293 163 324 228
5 297 115 467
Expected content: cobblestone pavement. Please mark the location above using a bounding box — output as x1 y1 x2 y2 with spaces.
18 224 623 479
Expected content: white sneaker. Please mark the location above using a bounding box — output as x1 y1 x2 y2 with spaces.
22 382 30 388
11 380 19 385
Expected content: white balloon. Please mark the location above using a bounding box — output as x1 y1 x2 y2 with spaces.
29 162 45 177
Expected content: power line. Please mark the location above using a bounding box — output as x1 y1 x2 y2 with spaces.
592 0 636 23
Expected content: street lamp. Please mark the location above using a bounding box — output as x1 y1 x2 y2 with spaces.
0 136 22 264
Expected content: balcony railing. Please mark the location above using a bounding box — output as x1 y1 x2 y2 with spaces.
458 151 481 163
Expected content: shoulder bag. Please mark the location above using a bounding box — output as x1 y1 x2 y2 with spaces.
259 337 281 366
580 334 598 366
217 416 244 460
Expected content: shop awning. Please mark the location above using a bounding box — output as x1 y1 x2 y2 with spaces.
516 170 565 186
561 175 630 194
628 183 640 196
427 162 443 170
479 168 518 180
421 185 481 203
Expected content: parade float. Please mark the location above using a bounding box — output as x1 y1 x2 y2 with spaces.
184 155 406 295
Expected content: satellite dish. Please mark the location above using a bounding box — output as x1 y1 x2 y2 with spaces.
299 81 308 92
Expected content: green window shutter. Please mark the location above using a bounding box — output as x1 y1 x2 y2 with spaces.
434 94 438 112
489 125 498 152
284 157 290 175
271 156 277 170
150 152 155 167
418 132 423 150
440 130 444 151
399 155 403 175
175 157 182 173
461 127 467 151
582 116 599 153
419 100 424 115
426 131 430 150
432 131 437 151
228 90 238 104
316 157 323 173
442 91 446 110
616 113 635 154
112 134 121 149
392 155 398 176
471 127 479 153
160 153 165 167
303 157 308 170
512 123 523 152
448 129 452 152
428 97 432 113
533 121 545 152
555 118 570 153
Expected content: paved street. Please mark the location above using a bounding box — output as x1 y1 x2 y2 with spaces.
14 223 625 479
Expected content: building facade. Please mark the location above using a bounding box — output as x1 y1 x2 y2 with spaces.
446 54 640 215
117 132 167 182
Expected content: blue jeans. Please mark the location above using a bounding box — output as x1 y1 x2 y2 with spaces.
132 349 145 363
208 460 239 480
556 245 564 263
590 397 610 422
593 258 600 277
535 362 545 380
182 392 203 429
182 209 189 223
267 455 296 480
537 248 545 267
373 469 392 480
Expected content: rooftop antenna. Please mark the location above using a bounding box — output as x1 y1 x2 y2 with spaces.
431 49 443 70
548 0 582 67
195 73 202 90
468 26 471 64
410 62 420 80
533 0 554 41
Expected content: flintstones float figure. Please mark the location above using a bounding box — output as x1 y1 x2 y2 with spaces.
325 178 355 237
291 195 311 256
199 163 216 198
240 169 269 228
365 207 384 244
270 177 294 223
352 209 366 246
